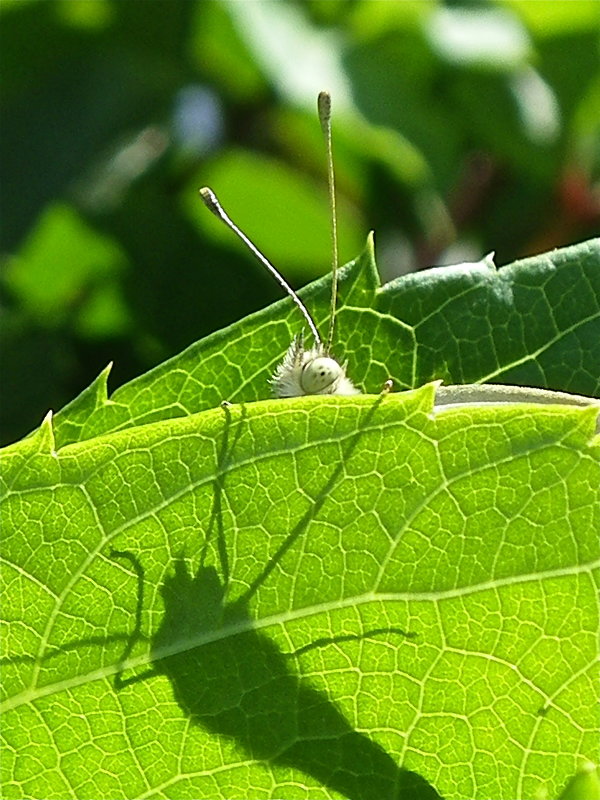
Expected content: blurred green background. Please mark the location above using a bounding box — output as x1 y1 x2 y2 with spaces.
1 0 599 446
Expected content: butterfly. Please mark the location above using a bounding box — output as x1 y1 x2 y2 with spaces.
200 91 360 398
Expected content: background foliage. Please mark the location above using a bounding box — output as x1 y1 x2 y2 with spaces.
1 0 599 445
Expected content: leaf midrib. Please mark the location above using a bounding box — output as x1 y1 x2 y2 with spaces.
3 560 596 716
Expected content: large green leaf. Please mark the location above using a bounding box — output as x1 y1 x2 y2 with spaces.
2 384 598 800
51 237 600 449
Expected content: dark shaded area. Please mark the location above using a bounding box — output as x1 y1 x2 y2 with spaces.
110 549 146 688
289 627 417 659
152 560 441 800
108 397 442 798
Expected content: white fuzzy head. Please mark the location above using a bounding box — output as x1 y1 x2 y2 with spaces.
302 356 343 394
271 336 359 398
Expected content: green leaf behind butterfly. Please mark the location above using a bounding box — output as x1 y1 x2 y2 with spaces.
50 237 599 450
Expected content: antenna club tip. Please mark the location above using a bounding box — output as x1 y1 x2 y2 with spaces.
317 90 332 122
199 186 221 216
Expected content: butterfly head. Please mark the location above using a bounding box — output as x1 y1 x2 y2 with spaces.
271 335 359 397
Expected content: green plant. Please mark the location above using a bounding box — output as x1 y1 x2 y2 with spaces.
2 237 598 800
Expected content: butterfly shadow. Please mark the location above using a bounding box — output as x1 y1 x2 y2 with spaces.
152 559 442 800
116 397 442 800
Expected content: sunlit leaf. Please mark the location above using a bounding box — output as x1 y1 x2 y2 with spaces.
2 383 598 800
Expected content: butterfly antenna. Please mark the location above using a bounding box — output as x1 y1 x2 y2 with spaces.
318 90 338 355
199 187 321 346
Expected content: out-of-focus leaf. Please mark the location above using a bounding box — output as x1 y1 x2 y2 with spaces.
505 0 600 36
344 31 461 190
425 6 532 69
3 203 128 329
188 0 265 101
55 0 114 30
348 0 432 42
186 147 365 278
225 0 351 108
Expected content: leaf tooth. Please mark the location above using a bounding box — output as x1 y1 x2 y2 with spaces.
37 409 57 456
95 361 113 405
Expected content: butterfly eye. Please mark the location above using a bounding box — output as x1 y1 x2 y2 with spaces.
300 357 343 394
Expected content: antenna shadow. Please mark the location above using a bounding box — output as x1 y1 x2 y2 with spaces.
147 396 442 800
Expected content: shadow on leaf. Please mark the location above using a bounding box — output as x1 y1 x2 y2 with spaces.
113 397 442 799
152 560 441 800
